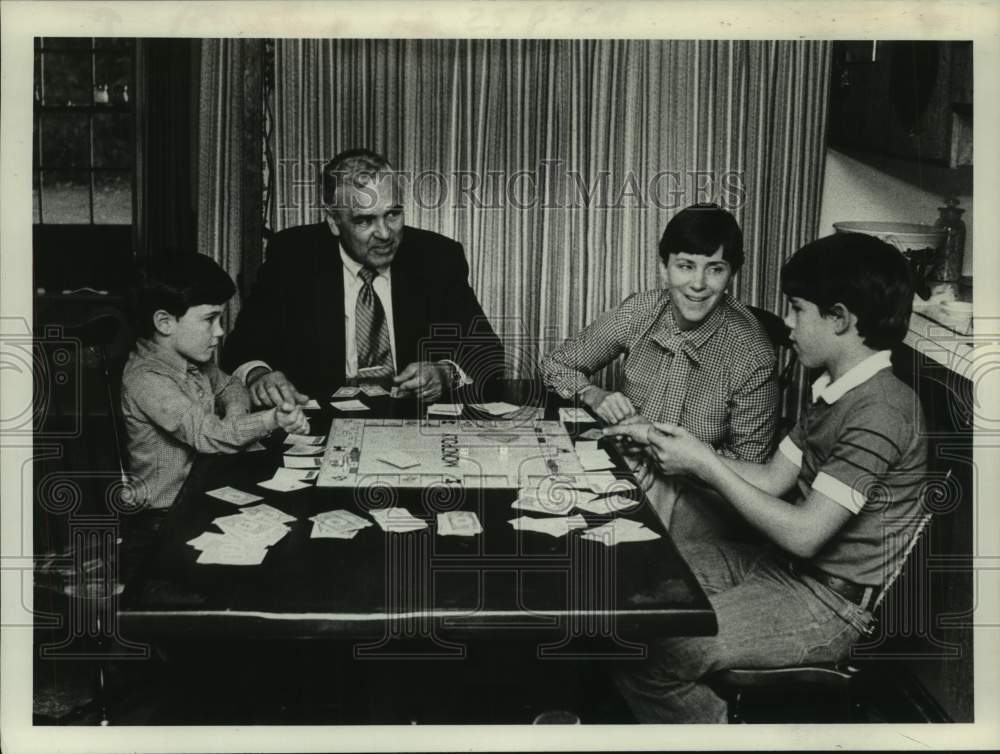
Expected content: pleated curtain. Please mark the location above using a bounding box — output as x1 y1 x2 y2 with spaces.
270 39 831 382
197 38 251 332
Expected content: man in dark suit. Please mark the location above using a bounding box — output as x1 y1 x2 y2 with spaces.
223 148 503 406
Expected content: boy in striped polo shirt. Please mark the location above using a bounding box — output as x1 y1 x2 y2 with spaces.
605 232 927 723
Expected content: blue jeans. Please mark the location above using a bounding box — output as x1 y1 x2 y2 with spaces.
613 541 874 723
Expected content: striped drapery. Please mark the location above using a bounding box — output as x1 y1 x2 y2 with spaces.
197 38 261 332
270 39 831 379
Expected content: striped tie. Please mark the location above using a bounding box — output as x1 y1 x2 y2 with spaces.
355 266 393 372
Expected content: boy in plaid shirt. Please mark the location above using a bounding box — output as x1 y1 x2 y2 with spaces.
122 254 310 513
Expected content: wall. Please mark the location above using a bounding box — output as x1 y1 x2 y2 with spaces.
817 148 974 278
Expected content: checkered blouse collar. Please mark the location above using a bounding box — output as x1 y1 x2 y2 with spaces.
135 337 202 378
649 291 730 360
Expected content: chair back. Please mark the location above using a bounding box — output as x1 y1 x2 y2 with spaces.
748 305 800 443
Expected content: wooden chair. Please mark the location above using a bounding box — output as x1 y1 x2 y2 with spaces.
708 510 934 723
747 305 800 445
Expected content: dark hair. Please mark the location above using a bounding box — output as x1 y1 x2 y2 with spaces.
133 253 235 338
321 148 393 207
781 232 913 350
658 203 744 271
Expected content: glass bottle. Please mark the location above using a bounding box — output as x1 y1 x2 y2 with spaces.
933 197 966 283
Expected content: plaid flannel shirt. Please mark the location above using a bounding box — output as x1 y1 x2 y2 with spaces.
542 290 777 462
121 339 273 509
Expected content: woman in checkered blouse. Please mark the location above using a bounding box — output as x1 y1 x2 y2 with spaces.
542 204 777 538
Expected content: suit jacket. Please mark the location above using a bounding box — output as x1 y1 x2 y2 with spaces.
223 222 504 399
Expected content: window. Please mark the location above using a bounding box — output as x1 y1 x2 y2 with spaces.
33 37 135 225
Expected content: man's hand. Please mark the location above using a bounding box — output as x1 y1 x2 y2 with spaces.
393 361 449 402
273 401 310 436
579 386 636 424
248 368 310 409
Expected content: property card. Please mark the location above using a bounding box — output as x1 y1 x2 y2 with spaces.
187 531 227 550
576 428 603 441
239 503 297 525
311 526 361 540
331 399 369 412
271 467 319 483
577 450 615 471
205 486 264 506
283 456 322 469
357 365 394 380
559 407 594 424
437 511 483 536
359 384 390 397
284 433 325 446
332 386 361 398
258 476 311 493
574 440 600 454
581 518 661 545
284 443 325 456
212 515 290 546
370 507 428 532
377 450 421 469
508 515 588 538
469 401 521 416
310 509 371 532
196 540 269 566
574 494 640 515
511 489 577 516
427 403 464 416
302 399 321 410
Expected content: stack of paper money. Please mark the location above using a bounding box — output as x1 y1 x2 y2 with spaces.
188 504 295 565
436 511 483 536
581 518 660 545
370 507 429 532
310 509 372 539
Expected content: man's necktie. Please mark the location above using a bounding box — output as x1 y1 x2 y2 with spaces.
355 266 393 372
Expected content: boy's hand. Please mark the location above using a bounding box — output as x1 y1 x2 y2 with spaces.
249 369 310 409
603 414 654 447
274 401 310 436
393 361 447 402
608 421 712 477
580 386 636 424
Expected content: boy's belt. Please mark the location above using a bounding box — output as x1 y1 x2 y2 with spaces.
790 559 877 611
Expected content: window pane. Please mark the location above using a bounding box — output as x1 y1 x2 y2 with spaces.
93 172 131 224
40 113 90 168
93 113 131 168
41 52 92 106
95 52 132 107
41 171 90 223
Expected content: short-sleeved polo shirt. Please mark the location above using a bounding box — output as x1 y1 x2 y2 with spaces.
778 351 927 586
